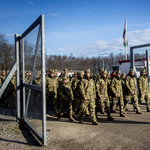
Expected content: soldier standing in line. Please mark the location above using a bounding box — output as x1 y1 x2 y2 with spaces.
78 68 99 125
110 70 126 117
72 71 83 116
137 69 150 112
95 70 113 120
57 75 75 122
116 73 127 110
124 69 142 114
71 72 77 84
96 68 104 81
46 69 58 115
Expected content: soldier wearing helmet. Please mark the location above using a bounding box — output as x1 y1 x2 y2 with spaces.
124 69 142 114
137 69 150 112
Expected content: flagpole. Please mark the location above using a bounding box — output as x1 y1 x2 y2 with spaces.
125 18 127 60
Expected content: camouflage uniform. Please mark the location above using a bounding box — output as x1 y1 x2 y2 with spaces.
70 72 77 84
96 70 113 120
124 69 142 114
46 69 58 114
96 68 103 82
138 69 150 112
78 69 99 125
57 75 75 121
110 70 125 117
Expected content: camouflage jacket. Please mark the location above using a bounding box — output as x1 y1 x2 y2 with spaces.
46 76 58 97
58 82 74 100
78 76 96 99
125 74 137 95
96 77 108 98
33 77 41 86
138 75 149 94
121 78 126 95
110 77 123 97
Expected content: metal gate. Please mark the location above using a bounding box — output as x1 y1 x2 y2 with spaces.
21 14 46 145
0 14 47 145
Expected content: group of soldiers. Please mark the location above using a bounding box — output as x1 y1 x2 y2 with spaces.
1 67 149 126
0 70 16 109
29 67 150 125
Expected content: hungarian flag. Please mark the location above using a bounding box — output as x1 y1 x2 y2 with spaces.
123 19 128 47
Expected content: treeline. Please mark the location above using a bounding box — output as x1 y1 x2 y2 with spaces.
0 33 146 74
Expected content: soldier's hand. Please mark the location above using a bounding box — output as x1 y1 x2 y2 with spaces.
65 98 67 101
72 99 74 101
84 97 87 101
115 94 117 97
131 91 134 95
141 92 143 95
47 92 49 94
99 95 101 99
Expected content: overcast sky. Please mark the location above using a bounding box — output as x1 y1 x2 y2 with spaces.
0 0 150 57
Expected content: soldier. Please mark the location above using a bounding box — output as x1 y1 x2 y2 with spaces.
110 70 125 117
96 68 104 81
46 69 58 115
96 70 113 120
70 72 77 84
58 72 64 86
1 70 6 82
116 73 127 110
90 73 93 80
78 68 99 125
124 69 142 114
54 69 58 80
57 75 75 122
137 69 150 112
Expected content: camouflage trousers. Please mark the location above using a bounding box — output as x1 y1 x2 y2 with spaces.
96 96 111 114
124 94 140 111
46 93 58 113
139 93 150 111
58 99 73 117
78 99 97 121
111 96 124 114
72 97 90 115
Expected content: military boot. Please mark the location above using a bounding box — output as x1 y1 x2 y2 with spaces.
136 110 142 114
101 107 106 114
57 113 61 120
69 115 76 122
107 113 113 120
111 109 117 113
120 113 126 117
92 120 99 125
78 117 83 123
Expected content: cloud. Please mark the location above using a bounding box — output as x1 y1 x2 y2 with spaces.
48 12 59 17
58 48 66 51
28 1 34 6
64 28 150 57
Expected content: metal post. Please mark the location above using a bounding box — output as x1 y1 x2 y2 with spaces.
15 34 21 122
130 47 134 69
146 50 150 94
41 14 47 146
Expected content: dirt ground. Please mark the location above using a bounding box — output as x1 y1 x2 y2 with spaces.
0 103 150 150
